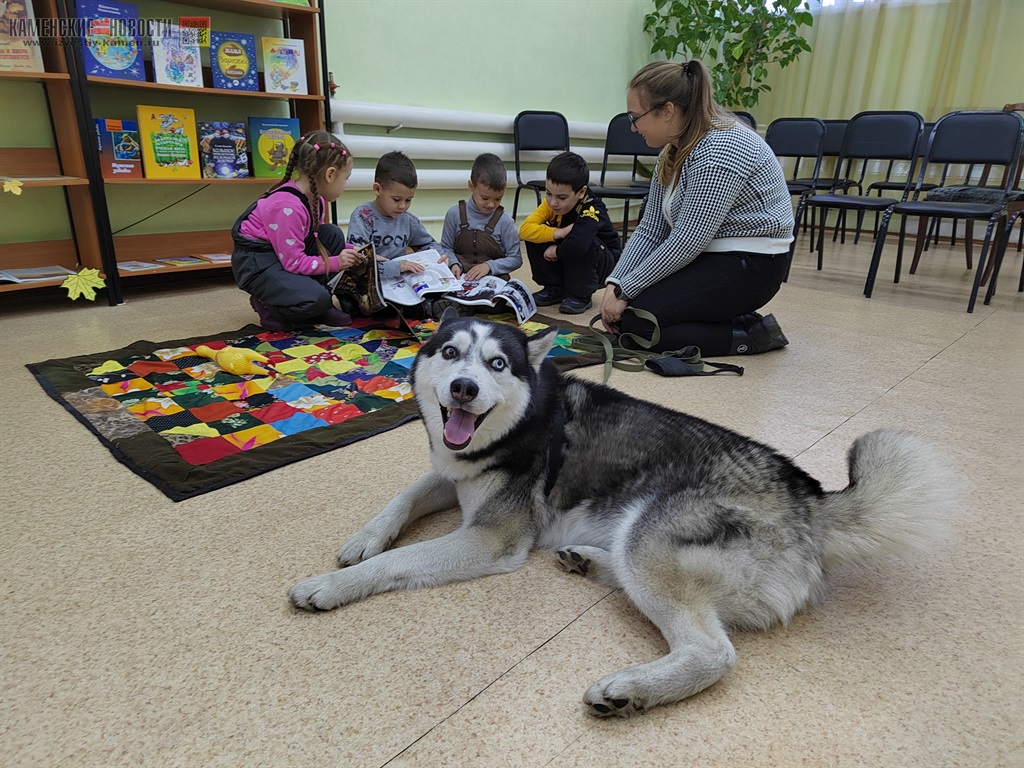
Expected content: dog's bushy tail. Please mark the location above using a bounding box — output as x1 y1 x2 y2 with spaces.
816 429 957 568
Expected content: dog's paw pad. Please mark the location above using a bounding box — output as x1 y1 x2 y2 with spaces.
585 695 638 718
556 548 590 576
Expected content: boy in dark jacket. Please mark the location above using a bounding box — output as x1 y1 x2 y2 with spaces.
519 151 622 314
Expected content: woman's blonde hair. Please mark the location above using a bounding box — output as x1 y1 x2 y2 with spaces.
628 60 733 187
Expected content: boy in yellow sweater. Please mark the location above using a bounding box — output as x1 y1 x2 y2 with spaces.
519 151 622 314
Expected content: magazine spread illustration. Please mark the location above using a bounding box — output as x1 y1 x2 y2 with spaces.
328 246 536 324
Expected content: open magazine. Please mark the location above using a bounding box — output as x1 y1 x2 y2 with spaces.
328 246 537 324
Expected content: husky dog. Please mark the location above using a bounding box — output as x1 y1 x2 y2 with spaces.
290 312 953 717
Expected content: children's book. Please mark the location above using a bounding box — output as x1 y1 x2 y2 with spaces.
77 0 146 81
154 255 207 266
209 31 258 91
95 118 143 179
136 105 200 179
248 116 299 178
0 265 76 283
196 253 233 264
151 24 202 88
261 36 307 95
0 0 45 72
328 247 537 324
117 260 164 271
197 121 249 179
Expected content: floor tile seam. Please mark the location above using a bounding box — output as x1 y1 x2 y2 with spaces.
377 588 619 767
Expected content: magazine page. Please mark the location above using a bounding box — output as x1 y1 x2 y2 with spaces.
494 278 538 324
382 250 460 305
446 275 508 306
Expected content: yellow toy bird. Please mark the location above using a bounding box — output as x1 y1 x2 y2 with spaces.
194 345 272 376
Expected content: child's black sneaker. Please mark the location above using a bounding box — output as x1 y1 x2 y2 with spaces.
559 296 593 315
532 286 565 306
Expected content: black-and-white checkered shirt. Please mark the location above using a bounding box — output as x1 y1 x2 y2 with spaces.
608 123 794 299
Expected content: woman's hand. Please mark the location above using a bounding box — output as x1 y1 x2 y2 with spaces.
464 262 491 281
600 285 627 334
400 260 425 274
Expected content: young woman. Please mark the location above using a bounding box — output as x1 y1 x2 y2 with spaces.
602 60 794 355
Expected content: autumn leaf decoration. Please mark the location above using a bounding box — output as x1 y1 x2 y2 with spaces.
2 178 24 195
62 268 106 301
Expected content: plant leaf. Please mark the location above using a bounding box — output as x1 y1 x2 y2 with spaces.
62 268 106 301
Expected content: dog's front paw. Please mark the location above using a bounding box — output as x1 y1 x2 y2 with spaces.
583 676 645 718
288 571 351 611
337 528 393 567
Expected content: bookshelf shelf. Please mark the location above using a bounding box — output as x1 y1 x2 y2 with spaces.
104 176 271 185
0 71 71 83
87 75 326 101
1 175 90 187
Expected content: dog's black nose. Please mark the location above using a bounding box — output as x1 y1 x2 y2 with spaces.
450 378 478 404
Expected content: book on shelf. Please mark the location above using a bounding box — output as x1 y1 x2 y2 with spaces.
209 31 259 91
0 265 76 283
117 260 164 271
77 0 146 81
0 0 45 73
261 36 307 95
136 105 200 179
328 247 537 324
248 116 299 178
268 0 310 6
150 24 202 88
95 118 143 179
198 121 249 179
195 253 233 264
154 255 207 266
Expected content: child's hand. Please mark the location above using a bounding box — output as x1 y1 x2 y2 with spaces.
554 223 575 239
400 260 425 274
450 263 463 278
465 263 492 280
337 247 361 270
543 244 559 262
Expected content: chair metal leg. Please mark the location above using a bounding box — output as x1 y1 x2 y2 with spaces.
865 206 896 298
967 215 999 312
512 187 523 220
894 216 909 283
909 217 929 275
815 206 828 270
964 220 974 270
984 214 1012 304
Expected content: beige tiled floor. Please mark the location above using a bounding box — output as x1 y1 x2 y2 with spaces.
1 233 1022 767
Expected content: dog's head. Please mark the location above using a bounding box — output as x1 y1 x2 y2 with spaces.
412 310 557 454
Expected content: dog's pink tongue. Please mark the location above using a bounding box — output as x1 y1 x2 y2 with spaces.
444 408 476 446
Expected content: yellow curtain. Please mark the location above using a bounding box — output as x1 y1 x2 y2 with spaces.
756 0 1024 124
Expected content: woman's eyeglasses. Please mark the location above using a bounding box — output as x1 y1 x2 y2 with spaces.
627 104 665 125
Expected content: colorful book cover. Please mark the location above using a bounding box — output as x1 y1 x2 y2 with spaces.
248 116 299 178
198 121 249 179
0 0 45 73
209 31 258 91
136 105 200 179
76 0 145 81
151 24 202 88
261 36 307 95
95 117 143 179
155 255 207 266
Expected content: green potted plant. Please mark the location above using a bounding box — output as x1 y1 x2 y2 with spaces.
644 0 816 110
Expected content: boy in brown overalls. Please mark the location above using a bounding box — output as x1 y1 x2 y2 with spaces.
441 153 523 281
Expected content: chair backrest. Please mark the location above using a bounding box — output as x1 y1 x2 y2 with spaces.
917 110 1024 194
733 111 757 130
513 110 570 184
821 119 848 156
829 110 923 194
765 117 827 184
598 112 662 184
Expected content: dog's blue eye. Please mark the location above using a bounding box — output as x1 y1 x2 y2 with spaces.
490 358 506 371
442 346 458 360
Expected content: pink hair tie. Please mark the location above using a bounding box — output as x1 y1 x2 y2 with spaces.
312 143 320 150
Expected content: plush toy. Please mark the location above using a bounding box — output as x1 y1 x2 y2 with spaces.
194 345 272 376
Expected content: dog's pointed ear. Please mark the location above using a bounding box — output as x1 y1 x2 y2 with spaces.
438 307 460 325
526 327 557 371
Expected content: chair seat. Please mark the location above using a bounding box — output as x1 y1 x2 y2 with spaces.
793 178 855 190
893 200 1004 217
808 193 899 210
925 185 1024 204
869 181 938 193
588 184 650 199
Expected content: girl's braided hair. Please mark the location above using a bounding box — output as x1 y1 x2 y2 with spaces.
268 130 351 234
